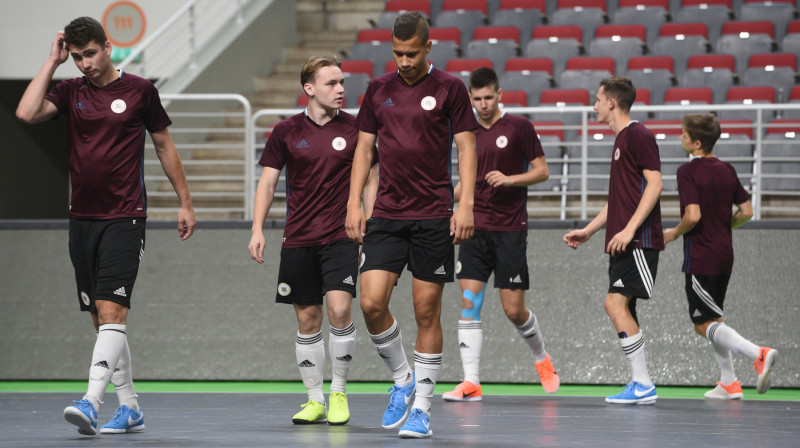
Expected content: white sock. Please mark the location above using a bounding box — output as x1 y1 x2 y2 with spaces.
457 320 482 385
110 336 139 410
711 341 737 384
620 331 652 387
296 331 325 404
369 319 413 386
329 323 356 393
706 321 761 360
85 324 127 411
412 351 442 414
516 310 547 363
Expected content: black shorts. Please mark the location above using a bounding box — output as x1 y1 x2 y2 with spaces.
276 238 359 305
456 230 529 290
685 273 730 324
360 217 454 283
607 248 659 299
69 217 146 312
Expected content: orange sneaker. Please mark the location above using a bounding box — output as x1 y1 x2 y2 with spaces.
704 381 744 400
442 381 482 402
754 347 778 394
535 354 560 394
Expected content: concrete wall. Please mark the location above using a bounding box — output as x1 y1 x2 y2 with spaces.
1 222 797 388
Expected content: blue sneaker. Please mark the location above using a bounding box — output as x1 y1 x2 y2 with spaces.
63 399 98 435
381 372 415 429
398 408 433 438
605 381 657 405
100 405 145 433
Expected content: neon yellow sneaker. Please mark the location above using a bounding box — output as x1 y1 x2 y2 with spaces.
292 400 327 425
327 392 350 425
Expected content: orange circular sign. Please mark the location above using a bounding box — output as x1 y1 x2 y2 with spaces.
102 1 147 47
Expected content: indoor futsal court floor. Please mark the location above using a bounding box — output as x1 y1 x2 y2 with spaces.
2 391 799 447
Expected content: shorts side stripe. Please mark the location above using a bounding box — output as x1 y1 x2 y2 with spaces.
691 275 724 316
633 248 654 297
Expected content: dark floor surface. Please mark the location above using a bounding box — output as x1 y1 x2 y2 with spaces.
1 392 798 447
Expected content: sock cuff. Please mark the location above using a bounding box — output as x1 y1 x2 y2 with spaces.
706 321 721 341
369 319 399 346
458 320 482 330
99 323 126 334
516 310 536 335
620 331 644 355
414 351 442 368
296 331 323 346
330 322 356 337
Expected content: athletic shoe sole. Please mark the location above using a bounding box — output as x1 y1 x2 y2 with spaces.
757 349 778 394
64 408 97 435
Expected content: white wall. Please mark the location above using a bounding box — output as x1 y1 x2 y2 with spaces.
0 0 184 79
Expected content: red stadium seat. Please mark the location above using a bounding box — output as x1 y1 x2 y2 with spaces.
618 0 668 8
531 24 583 44
356 29 392 43
791 85 800 101
594 24 647 43
644 120 683 137
500 0 546 12
720 21 775 40
500 90 528 106
340 60 373 78
557 0 607 13
384 0 431 16
719 120 755 139
681 0 730 7
532 121 565 141
726 86 776 104
766 119 800 135
540 89 591 106
564 56 615 74
658 23 709 40
442 0 488 15
664 87 713 104
445 58 494 73
472 26 521 45
627 56 674 74
505 58 553 76
686 54 736 72
429 27 462 46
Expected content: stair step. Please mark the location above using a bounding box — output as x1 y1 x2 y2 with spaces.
156 180 245 192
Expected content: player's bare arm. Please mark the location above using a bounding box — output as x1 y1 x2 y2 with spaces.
451 130 477 244
607 169 662 256
485 155 549 188
151 127 196 240
345 131 376 244
564 203 608 249
16 32 67 124
732 199 754 229
248 167 281 263
363 164 379 219
664 203 701 244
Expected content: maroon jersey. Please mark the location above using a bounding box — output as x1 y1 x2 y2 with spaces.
357 66 478 220
260 110 359 248
605 121 664 251
474 113 543 230
677 157 750 275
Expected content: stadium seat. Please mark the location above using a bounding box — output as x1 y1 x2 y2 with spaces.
625 55 675 104
466 27 521 77
716 21 775 75
782 85 800 119
558 57 615 90
492 0 546 48
612 0 670 48
631 87 652 122
446 58 494 86
650 23 711 79
718 86 776 121
644 120 684 191
675 0 731 45
501 58 554 105
428 27 462 69
525 25 583 75
378 0 432 28
738 0 797 43
531 89 592 141
500 90 528 106
568 121 615 192
761 120 800 191
680 54 736 104
715 120 756 179
657 87 714 120
340 60 373 103
551 0 607 47
589 25 647 76
781 20 800 56
741 53 798 102
350 29 394 76
530 121 566 192
434 0 487 50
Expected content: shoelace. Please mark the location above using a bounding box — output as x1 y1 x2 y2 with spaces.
387 385 405 409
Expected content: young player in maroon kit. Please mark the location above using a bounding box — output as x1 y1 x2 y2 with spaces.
16 17 195 435
563 77 663 404
443 67 559 402
664 113 777 399
345 12 478 439
249 56 377 425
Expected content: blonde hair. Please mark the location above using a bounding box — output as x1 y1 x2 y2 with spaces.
300 56 341 87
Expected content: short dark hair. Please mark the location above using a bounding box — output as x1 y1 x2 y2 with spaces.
300 55 341 87
64 17 107 48
392 12 429 42
468 67 499 92
599 77 636 112
682 113 721 153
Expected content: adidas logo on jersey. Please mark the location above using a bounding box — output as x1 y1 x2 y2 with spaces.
343 276 355 286
510 275 522 283
74 101 87 110
113 287 127 297
382 98 395 107
613 279 624 288
336 354 353 362
93 360 110 369
418 378 434 385
296 139 310 149
434 265 446 275
298 360 316 368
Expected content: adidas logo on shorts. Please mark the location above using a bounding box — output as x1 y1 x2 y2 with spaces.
613 279 624 288
113 287 127 297
343 276 355 286
510 275 522 283
434 265 446 275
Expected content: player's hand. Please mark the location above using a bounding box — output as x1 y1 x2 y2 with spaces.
50 31 69 64
177 206 196 240
345 204 366 244
485 170 512 188
563 229 590 249
663 228 677 244
248 232 266 264
606 228 634 256
450 205 474 245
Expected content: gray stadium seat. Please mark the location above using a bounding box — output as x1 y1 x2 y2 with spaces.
760 121 800 191
567 124 615 192
717 86 776 122
739 0 797 43
433 10 485 50
588 25 647 76
492 1 545 48
500 58 554 105
716 21 775 75
558 57 615 90
611 0 670 48
525 25 583 75
740 53 798 102
680 54 736 104
650 23 711 79
551 0 607 49
675 0 730 45
624 55 676 104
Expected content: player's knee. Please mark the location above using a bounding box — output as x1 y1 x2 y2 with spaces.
359 296 386 321
460 287 485 321
503 305 528 324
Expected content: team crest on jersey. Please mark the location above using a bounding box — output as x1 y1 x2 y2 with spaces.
455 261 462 274
496 135 508 149
614 148 621 160
80 291 90 306
110 99 126 114
421 96 436 111
332 137 347 151
278 283 291 296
